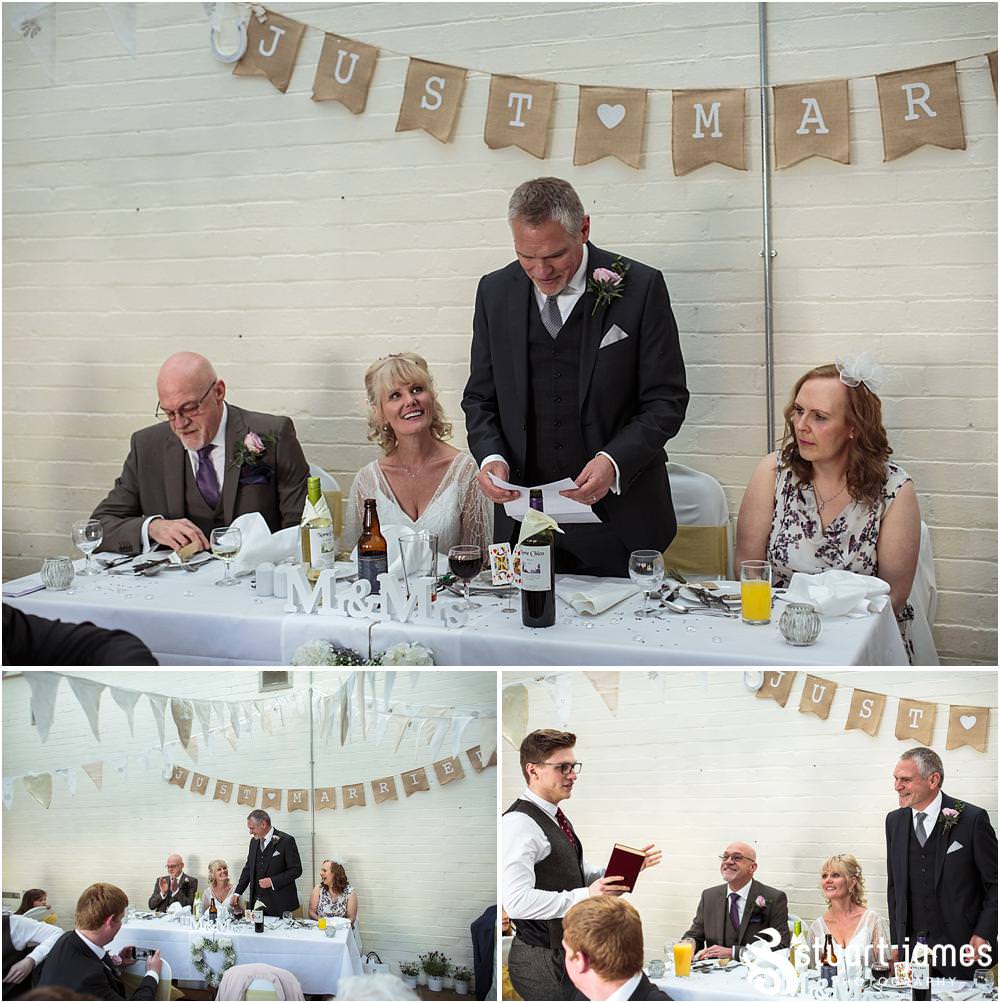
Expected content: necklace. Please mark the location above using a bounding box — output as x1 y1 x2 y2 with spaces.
814 481 847 514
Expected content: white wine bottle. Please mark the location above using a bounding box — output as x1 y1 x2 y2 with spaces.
300 476 336 584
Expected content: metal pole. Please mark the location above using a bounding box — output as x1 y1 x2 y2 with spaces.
758 2 776 452
308 671 316 884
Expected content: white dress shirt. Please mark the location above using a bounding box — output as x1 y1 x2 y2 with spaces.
5 913 61 965
501 787 603 921
606 971 643 1000
261 826 276 850
726 879 752 927
913 790 943 836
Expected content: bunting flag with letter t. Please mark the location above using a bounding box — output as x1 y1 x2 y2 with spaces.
844 689 886 737
574 86 647 169
798 674 837 720
895 697 936 745
484 74 555 159
233 8 306 94
772 79 850 168
312 33 378 113
395 58 467 143
876 61 965 161
672 88 747 175
945 705 989 753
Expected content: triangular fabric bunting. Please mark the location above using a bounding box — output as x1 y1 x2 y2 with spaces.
67 676 106 741
24 773 53 810
171 699 194 748
111 687 142 737
5 3 57 82
584 671 621 716
451 716 474 756
502 684 528 749
4 777 16 810
54 767 77 795
25 672 62 742
147 693 168 748
194 701 213 745
383 671 396 709
102 2 136 57
83 762 104 790
394 718 412 754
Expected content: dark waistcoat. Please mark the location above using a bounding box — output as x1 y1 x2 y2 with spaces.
907 817 943 939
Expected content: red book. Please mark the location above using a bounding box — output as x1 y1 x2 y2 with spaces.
605 843 646 893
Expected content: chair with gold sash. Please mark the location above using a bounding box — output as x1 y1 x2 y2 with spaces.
662 462 731 578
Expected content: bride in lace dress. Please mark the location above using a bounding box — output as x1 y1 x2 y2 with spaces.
343 353 492 556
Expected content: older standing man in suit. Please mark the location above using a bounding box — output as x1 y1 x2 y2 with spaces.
147 853 198 913
886 746 998 978
233 810 303 917
462 177 688 578
683 841 790 960
92 351 309 555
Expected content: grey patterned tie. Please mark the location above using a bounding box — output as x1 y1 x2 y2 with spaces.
915 811 928 846
542 294 563 338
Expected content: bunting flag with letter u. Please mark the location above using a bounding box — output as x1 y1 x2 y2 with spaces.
312 32 378 113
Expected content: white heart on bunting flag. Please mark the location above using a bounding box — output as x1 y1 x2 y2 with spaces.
25 672 62 742
67 676 106 741
960 715 977 730
111 686 142 737
597 104 626 129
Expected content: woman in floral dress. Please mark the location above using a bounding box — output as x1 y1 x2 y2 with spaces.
308 860 357 925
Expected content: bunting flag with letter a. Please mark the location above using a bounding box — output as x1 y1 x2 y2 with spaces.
772 79 850 168
484 74 555 159
233 8 306 93
672 88 747 175
395 58 467 143
574 86 647 168
312 33 378 113
876 61 965 161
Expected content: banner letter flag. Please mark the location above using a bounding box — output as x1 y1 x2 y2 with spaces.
233 8 306 94
876 61 965 162
312 33 378 113
213 780 233 803
673 88 747 176
502 684 528 748
574 86 647 169
25 672 61 742
314 787 336 810
237 784 258 807
342 783 366 808
895 698 937 745
756 671 797 707
83 762 104 791
434 756 465 785
371 776 399 803
584 671 621 716
171 699 194 749
466 745 487 772
946 705 989 752
845 689 886 737
262 788 281 811
191 772 209 795
288 788 309 812
484 74 556 159
989 52 997 99
798 674 837 720
395 58 467 144
67 676 105 741
402 767 430 796
773 79 850 168
23 774 53 810
169 765 190 789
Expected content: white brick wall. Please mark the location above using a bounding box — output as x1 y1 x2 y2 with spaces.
3 3 995 662
501 669 998 962
2 669 498 973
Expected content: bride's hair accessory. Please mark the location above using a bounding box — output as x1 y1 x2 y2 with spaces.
836 353 885 395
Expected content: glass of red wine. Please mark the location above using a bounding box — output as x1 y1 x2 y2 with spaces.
448 545 483 611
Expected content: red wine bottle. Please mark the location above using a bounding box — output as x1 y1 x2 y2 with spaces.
520 489 555 628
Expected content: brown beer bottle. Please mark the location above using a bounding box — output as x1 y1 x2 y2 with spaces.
820 933 838 986
358 498 388 595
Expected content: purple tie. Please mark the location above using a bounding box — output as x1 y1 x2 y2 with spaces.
729 892 740 932
196 444 220 508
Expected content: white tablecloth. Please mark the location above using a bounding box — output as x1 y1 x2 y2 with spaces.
4 559 908 666
107 916 362 995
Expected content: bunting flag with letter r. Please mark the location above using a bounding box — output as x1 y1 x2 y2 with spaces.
876 61 965 161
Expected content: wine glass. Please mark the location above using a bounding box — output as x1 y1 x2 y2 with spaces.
71 519 104 576
448 545 483 611
629 550 664 618
211 526 242 587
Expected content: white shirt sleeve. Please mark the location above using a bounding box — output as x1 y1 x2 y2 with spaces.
9 914 62 965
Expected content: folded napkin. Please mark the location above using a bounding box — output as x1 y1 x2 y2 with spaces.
227 512 299 576
785 569 891 617
555 576 640 615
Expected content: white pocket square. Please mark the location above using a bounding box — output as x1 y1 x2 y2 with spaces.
272 850 281 856
599 324 629 349
947 840 963 853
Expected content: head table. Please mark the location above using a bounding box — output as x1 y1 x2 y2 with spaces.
3 558 908 666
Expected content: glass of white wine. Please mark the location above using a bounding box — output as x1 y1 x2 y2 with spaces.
211 526 242 587
71 519 104 576
629 550 665 618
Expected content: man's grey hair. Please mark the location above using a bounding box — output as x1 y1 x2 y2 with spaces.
335 974 420 1001
508 177 586 236
901 747 944 785
247 809 271 826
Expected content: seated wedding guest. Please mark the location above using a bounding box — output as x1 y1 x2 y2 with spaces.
148 854 197 912
307 860 357 924
343 353 492 555
92 351 309 555
3 911 62 999
735 356 920 658
35 883 161 1000
684 841 790 960
15 891 49 915
562 898 671 1001
808 854 889 970
201 860 235 916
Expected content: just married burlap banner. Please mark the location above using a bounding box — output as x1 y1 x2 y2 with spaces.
233 8 306 94
574 86 647 169
772 79 850 168
311 32 378 113
876 61 966 161
484 74 556 159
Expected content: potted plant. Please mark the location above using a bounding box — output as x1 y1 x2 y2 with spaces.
420 950 449 992
453 965 472 996
399 961 420 989
441 957 455 989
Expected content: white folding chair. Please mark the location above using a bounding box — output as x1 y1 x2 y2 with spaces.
663 461 731 577
906 521 940 665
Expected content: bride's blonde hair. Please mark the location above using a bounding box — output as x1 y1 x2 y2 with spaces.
364 353 452 455
820 853 866 907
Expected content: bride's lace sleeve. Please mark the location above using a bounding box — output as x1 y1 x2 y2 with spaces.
341 463 377 550
457 454 494 553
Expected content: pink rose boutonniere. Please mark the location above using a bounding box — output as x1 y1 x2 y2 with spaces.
232 429 277 483
755 895 767 909
941 803 963 833
586 255 630 315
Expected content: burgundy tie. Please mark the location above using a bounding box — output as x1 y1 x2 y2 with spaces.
729 892 740 932
196 444 220 508
554 808 579 850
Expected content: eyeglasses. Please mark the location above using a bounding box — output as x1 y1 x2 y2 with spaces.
155 382 217 423
719 853 753 863
534 761 583 776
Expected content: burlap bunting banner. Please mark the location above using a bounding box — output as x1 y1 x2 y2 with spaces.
233 8 306 94
844 689 886 737
314 787 336 810
798 674 837 720
895 698 937 745
190 772 209 796
395 58 467 144
213 780 234 803
371 776 399 803
237 784 258 807
485 74 555 159
574 86 646 169
342 783 366 808
876 61 965 161
402 767 430 796
83 762 104 791
433 756 465 786
466 746 488 772
262 788 282 811
171 699 194 750
312 33 378 113
756 671 797 708
945 705 989 752
989 52 998 98
169 765 190 788
673 88 747 175
287 789 309 812
773 79 850 168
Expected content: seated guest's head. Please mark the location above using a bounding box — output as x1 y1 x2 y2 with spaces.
75 883 128 944
336 974 419 1000
155 351 226 452
562 898 644 999
207 859 230 887
719 841 757 891
246 809 272 838
164 853 184 878
820 853 866 908
320 859 350 894
15 888 48 913
519 728 579 805
363 353 451 454
781 361 891 505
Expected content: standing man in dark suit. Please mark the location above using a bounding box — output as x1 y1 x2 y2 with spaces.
684 841 790 959
233 810 303 917
147 853 197 912
886 746 997 978
462 177 688 578
502 729 662 1000
35 882 161 1000
92 351 309 555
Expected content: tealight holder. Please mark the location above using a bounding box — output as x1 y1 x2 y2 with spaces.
779 602 822 646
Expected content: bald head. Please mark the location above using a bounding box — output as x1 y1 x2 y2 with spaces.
157 353 216 397
156 352 225 450
720 841 757 890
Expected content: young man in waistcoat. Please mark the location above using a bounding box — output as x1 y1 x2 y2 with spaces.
886 747 998 978
502 729 662 1001
463 177 689 578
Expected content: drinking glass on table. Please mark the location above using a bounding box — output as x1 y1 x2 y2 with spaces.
629 550 664 618
448 545 483 611
740 560 772 624
672 938 695 977
211 526 242 587
973 969 995 995
71 519 104 576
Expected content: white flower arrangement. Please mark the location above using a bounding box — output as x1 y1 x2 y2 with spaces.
190 936 237 987
378 642 435 665
290 640 435 666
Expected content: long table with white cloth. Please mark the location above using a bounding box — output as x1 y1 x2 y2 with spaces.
107 915 362 995
3 558 908 665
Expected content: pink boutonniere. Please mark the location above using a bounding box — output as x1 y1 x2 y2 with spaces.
232 429 277 482
586 255 630 315
755 894 767 909
941 803 963 833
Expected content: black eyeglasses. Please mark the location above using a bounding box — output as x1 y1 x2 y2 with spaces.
719 853 752 863
533 761 583 776
156 381 217 423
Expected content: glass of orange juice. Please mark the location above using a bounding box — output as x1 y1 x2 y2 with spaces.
673 938 695 977
317 916 327 930
740 560 772 624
